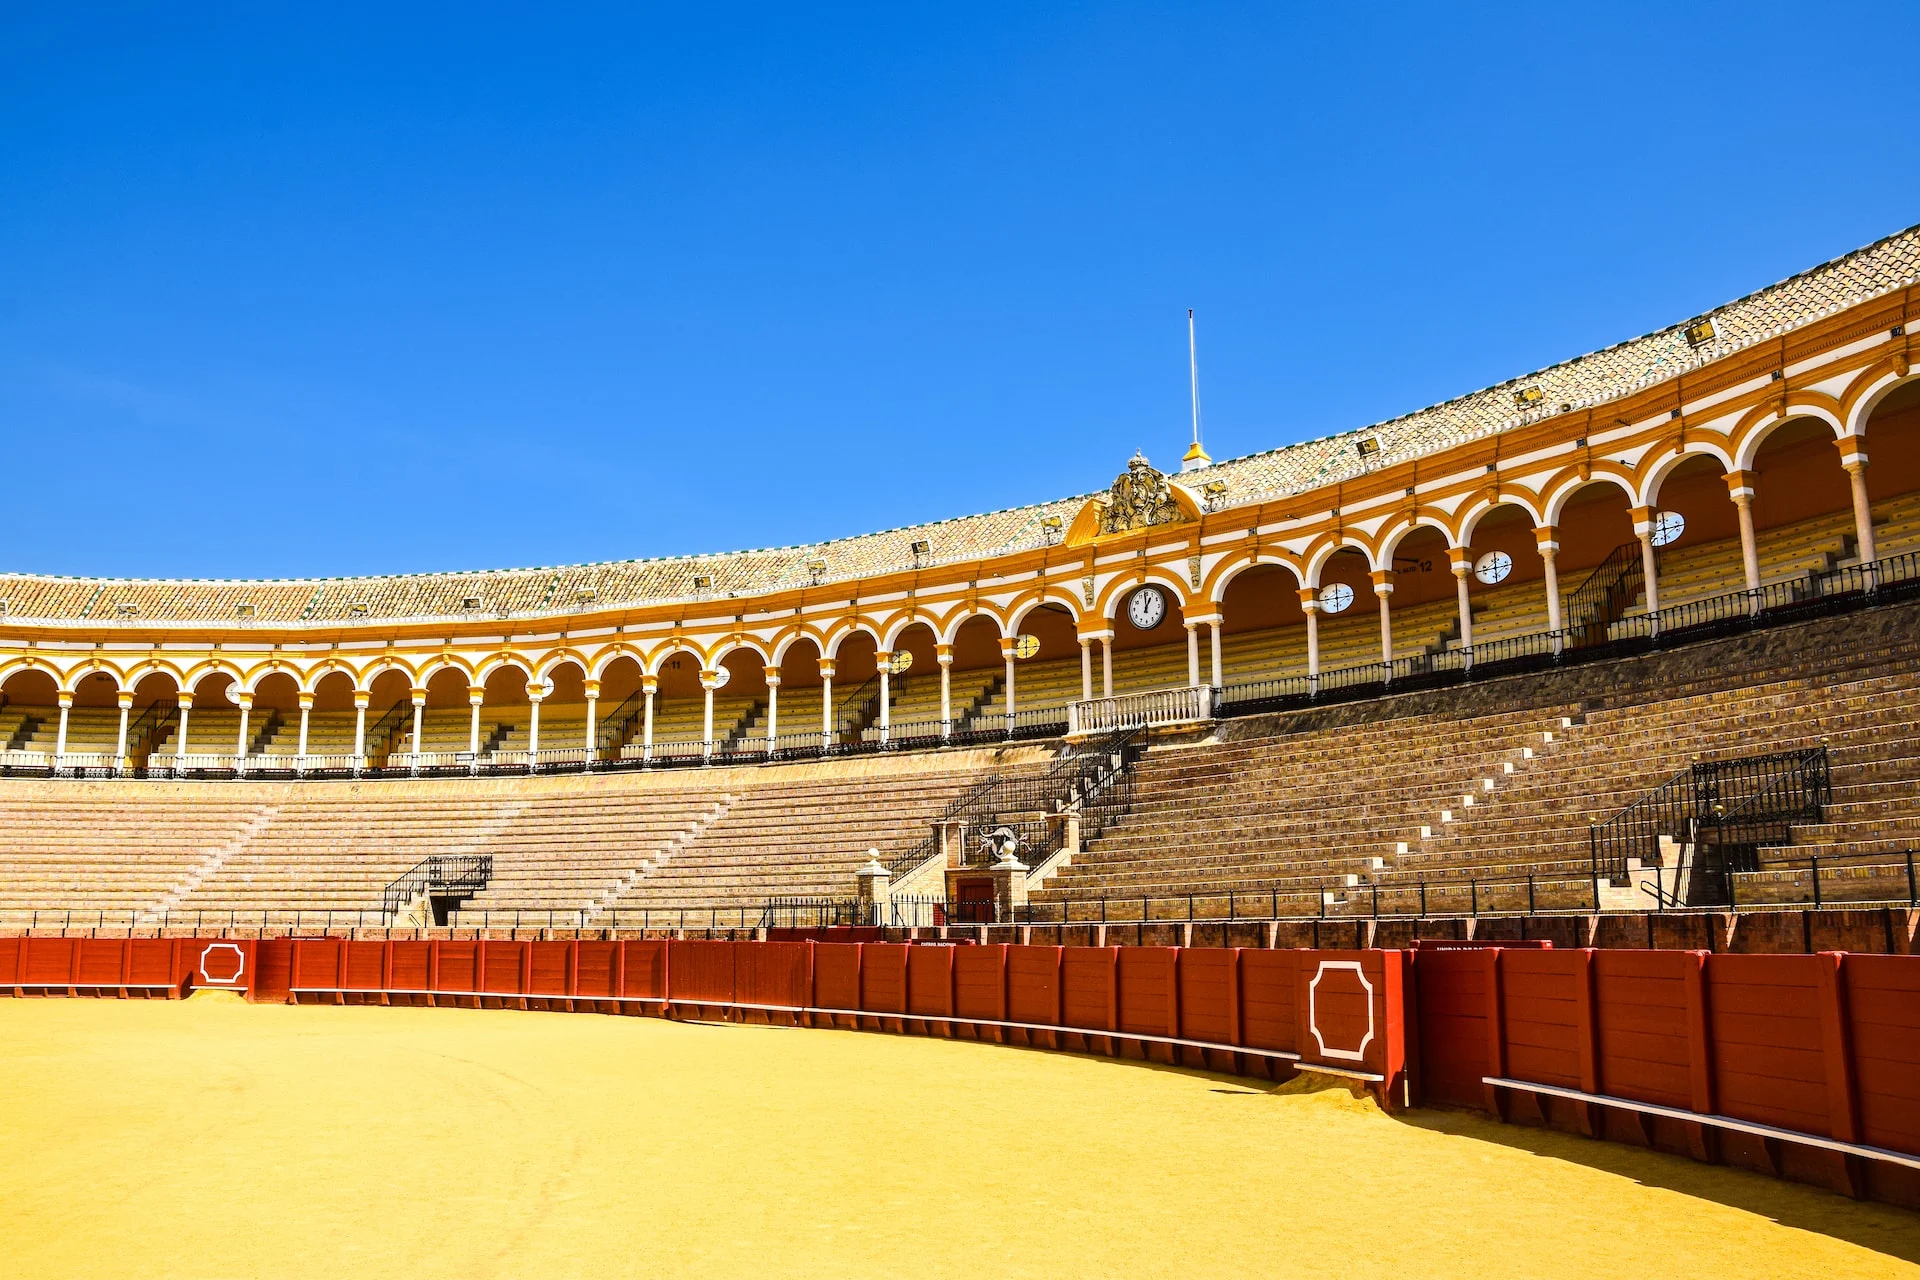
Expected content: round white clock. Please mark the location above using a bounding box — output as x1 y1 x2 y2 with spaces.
1318 582 1355 614
1650 510 1685 547
1127 586 1167 630
1474 550 1513 585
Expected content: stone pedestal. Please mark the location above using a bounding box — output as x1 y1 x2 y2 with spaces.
853 851 892 926
991 850 1030 922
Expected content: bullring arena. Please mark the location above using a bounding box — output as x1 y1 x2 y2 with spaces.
7 228 1920 1277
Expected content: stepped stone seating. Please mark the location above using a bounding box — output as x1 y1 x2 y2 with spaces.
0 746 1026 927
0 789 278 922
1038 638 1920 916
855 668 999 741
966 596 1464 728
1452 580 1552 650
1870 491 1920 560
599 761 1030 914
1619 511 1853 618
614 694 758 755
1035 705 1578 912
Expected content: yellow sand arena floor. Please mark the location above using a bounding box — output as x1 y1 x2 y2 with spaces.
2 996 1917 1279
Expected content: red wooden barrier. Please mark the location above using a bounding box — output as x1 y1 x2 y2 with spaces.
1175 948 1237 1048
906 945 955 1019
1006 945 1062 1027
15 932 1920 1201
859 943 908 1016
953 944 1008 1024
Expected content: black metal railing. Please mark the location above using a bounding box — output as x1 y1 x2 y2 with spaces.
887 728 1142 880
364 698 412 767
380 855 493 919
1562 541 1645 638
1588 747 1830 886
596 688 645 758
1219 549 1920 718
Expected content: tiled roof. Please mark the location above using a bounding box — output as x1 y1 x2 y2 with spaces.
2 224 1914 626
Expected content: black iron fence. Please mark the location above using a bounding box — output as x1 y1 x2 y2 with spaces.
1588 747 1830 887
380 855 493 919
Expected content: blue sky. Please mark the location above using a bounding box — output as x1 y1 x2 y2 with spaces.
3 3 1915 579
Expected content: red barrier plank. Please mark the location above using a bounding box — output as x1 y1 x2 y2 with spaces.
812 943 861 1011
480 942 523 995
1411 949 1486 1107
907 945 955 1018
1593 949 1692 1110
1177 948 1238 1047
529 942 570 998
293 938 341 989
737 941 810 1009
1006 945 1062 1027
1298 951 1380 1073
0 936 19 985
1499 950 1584 1091
344 941 385 990
24 938 75 984
252 938 291 1002
619 940 667 1000
1240 949 1299 1055
670 940 737 1004
75 938 124 985
128 938 176 987
436 941 479 993
1116 948 1178 1039
860 944 909 1015
574 942 616 999
1843 954 1920 1156
387 941 430 991
1061 946 1118 1033
953 945 1008 1022
1707 954 1832 1138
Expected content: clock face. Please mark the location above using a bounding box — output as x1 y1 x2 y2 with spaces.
1474 550 1513 585
1127 586 1167 630
1318 582 1355 615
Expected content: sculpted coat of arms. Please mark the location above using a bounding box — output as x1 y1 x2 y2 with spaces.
1099 452 1187 535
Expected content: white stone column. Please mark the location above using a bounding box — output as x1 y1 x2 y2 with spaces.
410 689 427 764
1630 505 1661 626
1371 570 1395 668
875 650 892 744
467 686 485 761
1449 549 1474 657
641 675 657 758
1839 444 1877 566
234 690 253 762
1208 617 1223 689
1725 471 1762 593
1298 591 1321 687
818 659 835 748
1000 637 1017 731
1185 621 1201 687
764 666 781 748
936 646 953 739
55 691 72 760
351 691 368 767
1534 526 1564 645
296 693 312 757
1100 636 1113 699
526 686 543 759
115 693 132 767
175 693 193 760
699 670 718 759
1079 637 1094 703
582 679 600 763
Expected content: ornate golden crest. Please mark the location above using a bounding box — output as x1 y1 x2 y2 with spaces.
1099 453 1187 535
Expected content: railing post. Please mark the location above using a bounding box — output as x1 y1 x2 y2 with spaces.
1810 856 1821 909
1908 850 1918 908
